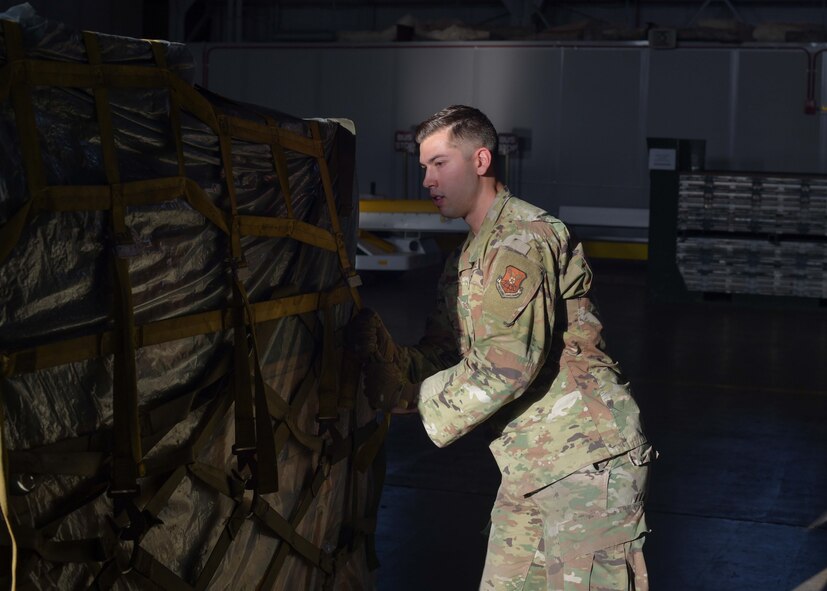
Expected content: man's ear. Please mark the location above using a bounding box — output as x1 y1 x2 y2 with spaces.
474 147 493 176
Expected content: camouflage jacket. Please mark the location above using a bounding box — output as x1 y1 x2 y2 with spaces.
405 189 649 495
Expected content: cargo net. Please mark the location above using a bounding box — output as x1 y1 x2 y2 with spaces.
0 7 385 590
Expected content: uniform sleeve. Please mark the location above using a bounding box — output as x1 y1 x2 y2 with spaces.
404 248 463 381
417 241 557 447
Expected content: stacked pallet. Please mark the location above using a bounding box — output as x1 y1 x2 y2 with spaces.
677 173 827 298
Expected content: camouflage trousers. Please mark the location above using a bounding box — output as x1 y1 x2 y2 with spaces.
479 448 651 591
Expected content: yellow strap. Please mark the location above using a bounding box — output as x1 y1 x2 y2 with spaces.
0 58 168 93
226 114 322 158
1 283 352 377
150 41 186 178
308 122 362 306
84 31 144 491
263 116 294 217
242 280 279 494
236 215 337 251
216 114 242 260
35 178 230 234
229 277 256 480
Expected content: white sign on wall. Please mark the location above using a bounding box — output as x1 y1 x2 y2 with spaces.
648 148 677 170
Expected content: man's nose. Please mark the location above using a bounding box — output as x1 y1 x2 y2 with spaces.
422 168 435 188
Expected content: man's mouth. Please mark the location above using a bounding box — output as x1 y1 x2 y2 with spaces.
431 195 444 207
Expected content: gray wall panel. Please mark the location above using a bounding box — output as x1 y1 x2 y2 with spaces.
558 48 646 209
474 47 563 208
207 46 323 115
647 49 733 169
733 50 817 173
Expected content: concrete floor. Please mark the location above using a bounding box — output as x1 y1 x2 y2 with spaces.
360 259 827 591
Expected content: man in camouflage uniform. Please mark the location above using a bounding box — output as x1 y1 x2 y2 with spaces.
350 105 654 590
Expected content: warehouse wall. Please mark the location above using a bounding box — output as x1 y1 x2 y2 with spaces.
194 42 827 215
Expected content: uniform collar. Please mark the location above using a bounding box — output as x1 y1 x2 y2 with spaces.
464 187 512 264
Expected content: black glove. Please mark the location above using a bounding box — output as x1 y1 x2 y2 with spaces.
346 308 399 363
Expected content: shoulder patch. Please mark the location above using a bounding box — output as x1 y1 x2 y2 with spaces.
483 248 544 326
496 265 527 298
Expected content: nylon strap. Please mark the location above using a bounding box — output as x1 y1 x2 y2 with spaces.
265 381 324 454
263 116 294 218
150 41 186 177
228 275 263 492
143 388 235 520
243 286 279 494
131 545 194 591
192 500 249 591
83 32 144 506
1 283 352 377
0 525 107 563
252 493 333 578
308 121 362 303
236 215 337 250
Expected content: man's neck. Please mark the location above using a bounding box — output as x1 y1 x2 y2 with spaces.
465 178 500 234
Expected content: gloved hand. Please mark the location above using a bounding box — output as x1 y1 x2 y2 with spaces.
346 308 399 363
363 361 419 412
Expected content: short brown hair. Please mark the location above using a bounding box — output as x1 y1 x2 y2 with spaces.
415 105 498 153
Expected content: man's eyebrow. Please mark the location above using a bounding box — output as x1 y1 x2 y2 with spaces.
423 153 447 164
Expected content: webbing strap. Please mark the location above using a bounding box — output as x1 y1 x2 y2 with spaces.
308 121 362 305
265 380 324 454
150 42 186 178
263 116 294 218
0 525 107 563
131 545 194 591
0 177 230 267
192 500 248 591
252 494 333 576
83 31 143 506
1 283 352 377
143 388 235 519
236 215 337 250
228 275 262 492
216 113 242 260
245 288 279 494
